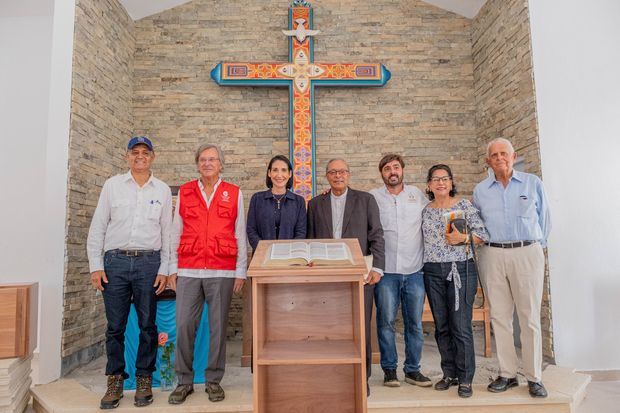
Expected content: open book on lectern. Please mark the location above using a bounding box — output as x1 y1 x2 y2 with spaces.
263 241 354 266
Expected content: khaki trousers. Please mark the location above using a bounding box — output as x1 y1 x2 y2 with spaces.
478 243 545 382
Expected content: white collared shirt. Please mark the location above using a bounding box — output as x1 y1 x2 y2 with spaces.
87 171 173 274
330 188 348 239
370 184 428 274
169 178 248 279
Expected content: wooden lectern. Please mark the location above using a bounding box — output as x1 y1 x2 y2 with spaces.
248 239 368 413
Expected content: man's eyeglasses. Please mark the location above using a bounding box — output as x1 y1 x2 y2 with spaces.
199 157 220 164
327 169 349 176
429 176 452 183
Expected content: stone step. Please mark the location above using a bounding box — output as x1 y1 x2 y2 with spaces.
31 365 589 413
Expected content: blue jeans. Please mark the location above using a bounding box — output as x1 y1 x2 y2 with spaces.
102 250 160 377
375 271 425 373
423 260 477 384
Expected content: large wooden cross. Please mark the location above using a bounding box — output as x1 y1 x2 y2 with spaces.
211 0 391 199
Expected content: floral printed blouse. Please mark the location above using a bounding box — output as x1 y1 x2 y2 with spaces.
422 198 489 263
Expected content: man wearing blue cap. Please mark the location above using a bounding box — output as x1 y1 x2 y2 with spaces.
87 136 173 409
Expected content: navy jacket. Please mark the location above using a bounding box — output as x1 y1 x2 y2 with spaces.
246 189 307 251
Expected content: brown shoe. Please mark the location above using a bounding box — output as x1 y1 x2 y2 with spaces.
134 375 153 407
100 375 124 409
205 382 225 402
168 384 194 405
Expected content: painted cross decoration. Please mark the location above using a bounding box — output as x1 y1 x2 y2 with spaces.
211 0 391 199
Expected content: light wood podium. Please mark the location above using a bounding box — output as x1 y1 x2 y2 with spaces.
247 239 368 413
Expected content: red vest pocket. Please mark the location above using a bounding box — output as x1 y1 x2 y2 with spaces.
217 203 234 218
215 235 238 258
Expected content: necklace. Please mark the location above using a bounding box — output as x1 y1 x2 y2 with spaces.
272 192 286 210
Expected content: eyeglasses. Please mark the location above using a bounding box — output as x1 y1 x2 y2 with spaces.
199 157 220 164
327 169 349 176
429 176 452 183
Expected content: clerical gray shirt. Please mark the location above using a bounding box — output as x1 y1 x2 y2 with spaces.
330 188 348 239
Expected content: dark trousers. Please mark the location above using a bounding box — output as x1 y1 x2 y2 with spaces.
423 260 477 384
102 250 160 377
364 283 374 382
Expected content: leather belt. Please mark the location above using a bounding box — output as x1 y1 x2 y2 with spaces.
486 241 535 249
109 249 158 257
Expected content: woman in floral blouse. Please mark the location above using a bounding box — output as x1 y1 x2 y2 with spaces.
422 164 489 398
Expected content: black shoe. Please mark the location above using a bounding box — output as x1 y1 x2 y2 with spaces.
383 369 400 387
405 371 432 387
528 381 548 398
205 382 225 402
168 384 194 405
434 377 459 391
487 376 518 393
458 383 473 398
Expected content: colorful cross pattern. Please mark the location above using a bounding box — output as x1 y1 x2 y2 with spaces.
211 1 391 199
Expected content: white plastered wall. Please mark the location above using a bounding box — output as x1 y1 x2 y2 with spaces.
0 0 75 383
529 0 620 370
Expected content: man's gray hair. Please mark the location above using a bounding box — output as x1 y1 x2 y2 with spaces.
486 138 515 158
194 143 225 165
325 158 349 173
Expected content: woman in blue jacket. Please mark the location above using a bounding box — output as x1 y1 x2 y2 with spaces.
247 155 307 251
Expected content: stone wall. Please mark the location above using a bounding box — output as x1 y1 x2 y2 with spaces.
60 0 553 368
472 0 553 359
133 0 478 194
132 0 478 341
62 0 135 373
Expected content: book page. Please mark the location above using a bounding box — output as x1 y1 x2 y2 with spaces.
270 242 309 261
326 242 350 260
308 242 351 262
308 242 328 260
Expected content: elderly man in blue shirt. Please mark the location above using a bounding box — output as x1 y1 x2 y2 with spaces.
473 138 551 399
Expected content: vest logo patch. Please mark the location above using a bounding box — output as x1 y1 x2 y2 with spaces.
221 190 231 203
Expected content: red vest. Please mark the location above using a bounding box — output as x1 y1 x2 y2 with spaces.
177 180 239 270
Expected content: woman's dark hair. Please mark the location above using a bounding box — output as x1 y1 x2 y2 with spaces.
266 155 294 189
425 164 457 200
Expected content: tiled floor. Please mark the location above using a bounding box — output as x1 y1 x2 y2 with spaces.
576 381 620 413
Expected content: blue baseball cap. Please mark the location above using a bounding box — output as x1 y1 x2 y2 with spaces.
127 136 154 151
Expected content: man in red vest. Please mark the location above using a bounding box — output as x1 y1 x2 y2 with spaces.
167 143 247 404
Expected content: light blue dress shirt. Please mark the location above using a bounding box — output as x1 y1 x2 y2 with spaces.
473 170 551 247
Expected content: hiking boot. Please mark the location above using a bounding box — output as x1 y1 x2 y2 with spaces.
383 369 400 387
100 375 124 409
205 382 225 402
405 371 432 387
134 375 153 407
434 377 459 391
168 384 194 405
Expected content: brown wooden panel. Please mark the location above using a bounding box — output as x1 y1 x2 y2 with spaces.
241 280 252 367
0 289 20 357
263 282 354 342
258 339 361 365
263 364 357 413
0 283 37 359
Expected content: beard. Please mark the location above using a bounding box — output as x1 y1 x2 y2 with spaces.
383 173 403 187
